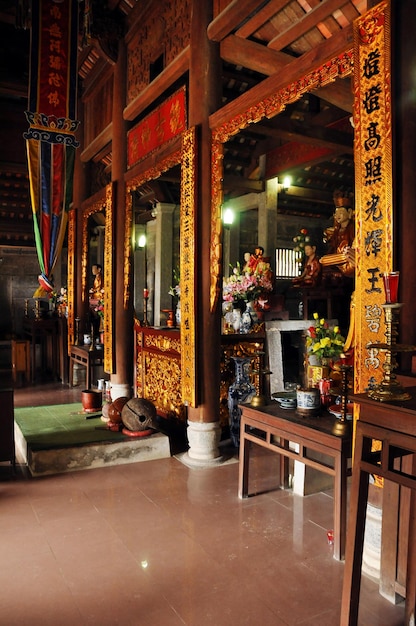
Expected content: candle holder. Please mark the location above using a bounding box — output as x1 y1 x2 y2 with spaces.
142 292 150 327
250 347 271 407
74 317 81 346
339 362 352 422
162 309 175 327
89 323 95 352
34 299 41 319
367 303 411 402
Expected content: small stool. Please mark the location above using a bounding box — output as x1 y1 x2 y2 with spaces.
340 393 416 625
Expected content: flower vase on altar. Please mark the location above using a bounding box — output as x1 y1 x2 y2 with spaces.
227 357 256 447
305 313 345 388
240 300 258 334
222 257 273 334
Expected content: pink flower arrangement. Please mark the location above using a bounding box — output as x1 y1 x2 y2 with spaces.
223 261 273 304
95 298 104 319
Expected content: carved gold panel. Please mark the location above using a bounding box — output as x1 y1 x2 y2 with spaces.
180 127 197 408
134 325 185 421
353 0 392 393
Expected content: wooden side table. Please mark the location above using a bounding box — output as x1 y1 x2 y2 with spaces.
69 345 103 389
22 318 59 383
239 402 352 561
341 390 416 625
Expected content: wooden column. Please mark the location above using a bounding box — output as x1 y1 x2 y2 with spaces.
186 0 222 461
72 102 89 330
111 38 133 399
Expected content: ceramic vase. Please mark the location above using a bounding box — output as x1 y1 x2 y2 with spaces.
231 307 242 332
228 357 256 447
240 300 258 334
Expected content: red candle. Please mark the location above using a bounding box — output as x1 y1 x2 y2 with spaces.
143 288 149 299
382 271 399 303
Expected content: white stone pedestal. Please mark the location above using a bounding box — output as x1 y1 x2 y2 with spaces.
182 420 223 467
109 382 132 401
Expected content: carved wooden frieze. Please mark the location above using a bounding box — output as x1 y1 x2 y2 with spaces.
126 0 191 104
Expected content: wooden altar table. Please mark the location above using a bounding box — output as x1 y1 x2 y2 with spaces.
341 390 416 626
238 402 352 561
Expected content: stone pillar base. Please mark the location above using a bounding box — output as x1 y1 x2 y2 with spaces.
183 420 222 467
109 382 132 401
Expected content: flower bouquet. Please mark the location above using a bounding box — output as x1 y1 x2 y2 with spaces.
168 267 180 300
223 261 273 305
94 297 104 319
306 312 345 363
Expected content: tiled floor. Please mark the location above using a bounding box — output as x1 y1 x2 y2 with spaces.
0 382 406 625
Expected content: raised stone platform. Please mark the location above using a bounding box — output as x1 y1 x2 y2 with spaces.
14 403 171 477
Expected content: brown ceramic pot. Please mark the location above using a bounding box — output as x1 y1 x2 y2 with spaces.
81 389 102 413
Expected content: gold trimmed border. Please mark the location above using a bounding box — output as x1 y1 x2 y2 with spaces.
353 0 392 393
180 127 197 408
210 51 354 311
81 183 113 373
67 207 76 351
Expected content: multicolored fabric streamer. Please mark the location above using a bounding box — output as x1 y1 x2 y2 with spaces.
24 0 80 296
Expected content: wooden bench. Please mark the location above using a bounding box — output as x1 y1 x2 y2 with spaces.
238 402 352 561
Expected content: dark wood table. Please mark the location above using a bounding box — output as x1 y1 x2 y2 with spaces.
238 402 352 561
341 389 416 626
69 344 103 390
23 317 59 383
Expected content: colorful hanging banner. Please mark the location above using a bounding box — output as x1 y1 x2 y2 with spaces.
24 0 80 296
353 1 392 393
127 87 187 169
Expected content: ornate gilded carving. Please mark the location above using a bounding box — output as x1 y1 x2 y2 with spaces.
134 325 185 421
210 52 354 311
180 127 197 408
353 0 392 393
145 333 181 354
81 183 113 373
144 352 185 420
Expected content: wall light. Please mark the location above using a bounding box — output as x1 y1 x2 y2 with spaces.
222 206 235 226
282 176 292 191
137 233 147 248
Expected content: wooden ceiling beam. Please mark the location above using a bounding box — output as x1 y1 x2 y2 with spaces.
311 79 353 114
223 175 264 194
210 23 353 130
221 35 290 76
268 0 351 52
245 118 353 152
208 0 271 42
235 0 292 38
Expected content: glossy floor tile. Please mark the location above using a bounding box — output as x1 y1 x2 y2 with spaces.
0 383 406 625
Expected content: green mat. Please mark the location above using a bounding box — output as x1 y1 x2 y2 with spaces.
14 403 129 451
